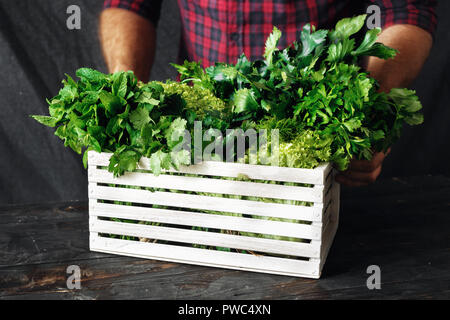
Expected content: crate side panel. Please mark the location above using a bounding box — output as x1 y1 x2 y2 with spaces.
319 216 339 276
319 181 340 275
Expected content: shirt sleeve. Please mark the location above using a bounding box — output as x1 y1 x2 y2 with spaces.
365 0 437 36
103 0 163 27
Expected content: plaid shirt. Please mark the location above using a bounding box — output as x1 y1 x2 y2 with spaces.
104 0 437 68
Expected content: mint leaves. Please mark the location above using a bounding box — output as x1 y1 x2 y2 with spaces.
31 68 196 176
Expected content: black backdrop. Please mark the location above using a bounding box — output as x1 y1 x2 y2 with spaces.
0 0 449 205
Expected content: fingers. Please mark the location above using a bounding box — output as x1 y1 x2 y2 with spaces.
335 148 390 187
335 174 371 187
336 164 382 186
348 149 388 172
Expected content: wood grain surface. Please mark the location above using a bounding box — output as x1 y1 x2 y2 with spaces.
1 175 449 299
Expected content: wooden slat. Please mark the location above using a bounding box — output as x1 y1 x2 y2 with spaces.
89 167 325 202
91 202 322 238
90 220 320 257
88 151 330 185
89 184 323 222
90 236 321 278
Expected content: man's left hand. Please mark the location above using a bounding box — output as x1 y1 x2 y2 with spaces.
335 148 391 187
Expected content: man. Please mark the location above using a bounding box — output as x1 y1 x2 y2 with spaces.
99 0 436 186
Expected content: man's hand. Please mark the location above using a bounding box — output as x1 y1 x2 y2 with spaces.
335 148 391 187
338 24 432 186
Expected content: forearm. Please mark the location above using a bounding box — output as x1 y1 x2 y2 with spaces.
99 8 156 81
365 24 433 92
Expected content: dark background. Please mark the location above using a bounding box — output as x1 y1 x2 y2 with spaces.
0 0 448 205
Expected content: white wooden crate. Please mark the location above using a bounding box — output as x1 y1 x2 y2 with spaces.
87 151 340 278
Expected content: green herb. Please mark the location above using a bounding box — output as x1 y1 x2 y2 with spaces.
31 69 193 176
32 14 423 175
173 14 423 170
31 15 426 250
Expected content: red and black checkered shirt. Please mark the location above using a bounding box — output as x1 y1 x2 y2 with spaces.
104 0 437 68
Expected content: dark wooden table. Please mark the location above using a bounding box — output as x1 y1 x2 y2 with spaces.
1 175 450 300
